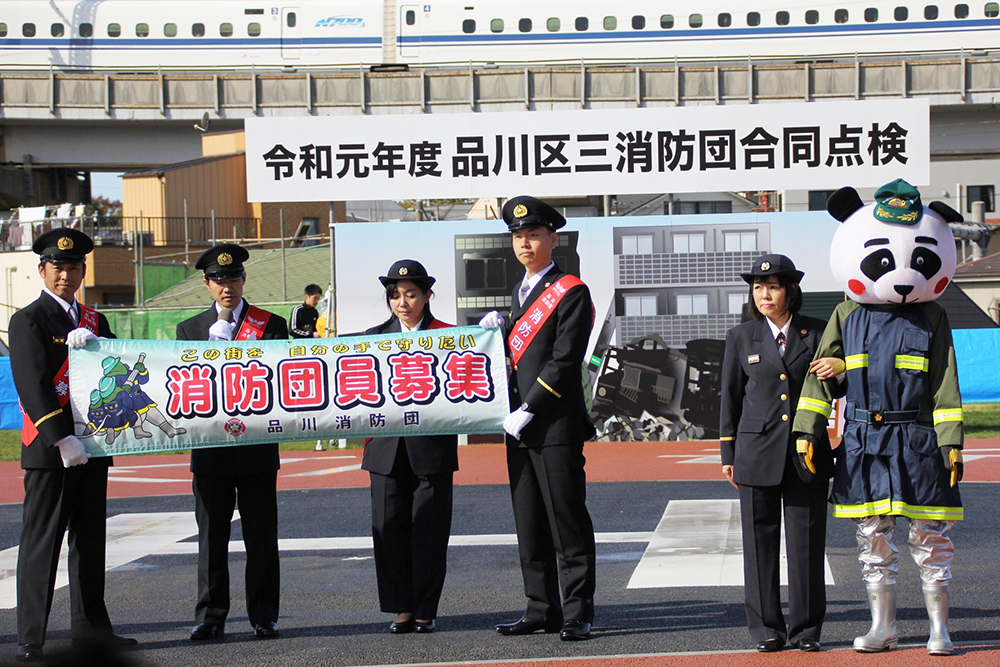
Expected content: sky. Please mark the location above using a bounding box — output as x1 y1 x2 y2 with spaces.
90 172 123 202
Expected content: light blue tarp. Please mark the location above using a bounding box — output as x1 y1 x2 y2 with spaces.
0 358 21 429
953 329 1000 403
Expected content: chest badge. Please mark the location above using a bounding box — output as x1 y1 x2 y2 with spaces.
748 354 761 364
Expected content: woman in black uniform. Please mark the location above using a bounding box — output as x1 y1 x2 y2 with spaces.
362 259 458 634
719 254 834 653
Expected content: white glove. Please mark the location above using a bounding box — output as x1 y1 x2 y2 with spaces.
66 328 97 348
503 407 534 440
479 310 505 330
54 435 91 467
208 320 236 341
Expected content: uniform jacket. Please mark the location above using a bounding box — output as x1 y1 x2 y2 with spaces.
10 292 116 470
361 311 458 475
720 313 832 487
505 264 596 447
176 299 287 475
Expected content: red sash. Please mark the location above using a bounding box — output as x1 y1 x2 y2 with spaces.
508 275 591 367
235 305 272 341
21 302 99 445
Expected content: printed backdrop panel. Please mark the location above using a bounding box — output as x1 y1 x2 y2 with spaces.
68 326 508 456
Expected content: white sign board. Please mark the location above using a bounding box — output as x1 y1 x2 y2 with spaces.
245 100 929 201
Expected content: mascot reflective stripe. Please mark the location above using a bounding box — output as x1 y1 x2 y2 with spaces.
792 179 963 656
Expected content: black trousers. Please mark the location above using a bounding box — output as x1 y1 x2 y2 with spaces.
192 471 279 627
506 443 596 624
17 466 113 646
369 444 454 620
738 456 828 645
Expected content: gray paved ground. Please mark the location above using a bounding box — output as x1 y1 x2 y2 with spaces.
0 481 998 666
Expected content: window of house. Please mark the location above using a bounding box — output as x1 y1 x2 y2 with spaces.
192 23 205 37
287 12 297 28
809 190 836 211
690 13 703 27
865 7 879 21
22 23 36 37
632 15 645 29
519 18 532 32
955 4 970 17
547 18 560 31
107 23 121 37
805 10 819 24
604 16 617 29
776 10 790 25
491 18 504 32
164 23 177 37
835 8 850 22
677 294 709 316
728 293 749 315
988 3 1000 18
625 295 658 317
622 234 654 255
220 22 233 36
575 17 589 30
747 12 761 26
406 10 416 25
724 231 757 252
925 5 939 18
661 14 674 28
894 6 909 19
719 13 732 27
136 23 149 37
968 184 995 213
672 232 705 253
679 201 733 215
248 22 261 36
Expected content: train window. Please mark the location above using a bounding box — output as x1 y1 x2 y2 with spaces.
80 23 93 37
689 14 703 28
955 3 970 17
220 22 233 37
776 10 790 25
747 12 761 26
192 23 205 37
107 23 120 37
22 23 36 37
51 23 64 37
547 18 560 31
136 23 149 38
164 23 177 37
987 3 1000 18
575 17 589 30
836 8 850 22
925 5 939 18
895 6 909 19
248 22 261 36
519 18 531 32
805 10 819 24
719 13 732 27
660 14 674 28
406 10 416 26
463 19 476 33
865 8 879 21
0 23 6 38
491 18 504 32
604 16 617 30
632 15 645 29
287 12 297 28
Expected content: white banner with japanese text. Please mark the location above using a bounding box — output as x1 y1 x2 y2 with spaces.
67 326 507 457
245 100 929 201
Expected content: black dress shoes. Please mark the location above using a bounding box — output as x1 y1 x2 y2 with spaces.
797 640 821 652
254 621 280 638
755 638 785 652
495 617 562 635
72 633 138 650
560 620 591 641
190 622 225 640
414 619 436 634
389 619 415 634
15 645 43 662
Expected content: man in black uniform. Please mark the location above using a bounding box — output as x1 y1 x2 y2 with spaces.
290 284 322 339
10 228 137 662
176 243 288 641
479 196 597 641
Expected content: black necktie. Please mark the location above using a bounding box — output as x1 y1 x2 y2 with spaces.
776 331 787 358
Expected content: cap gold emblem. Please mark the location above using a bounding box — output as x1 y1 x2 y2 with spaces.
760 261 771 271
57 237 74 251
513 204 528 218
399 267 409 276
218 253 233 266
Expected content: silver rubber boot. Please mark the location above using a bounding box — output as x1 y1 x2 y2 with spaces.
923 584 954 655
854 583 898 652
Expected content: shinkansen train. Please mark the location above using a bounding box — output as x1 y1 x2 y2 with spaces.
0 0 999 70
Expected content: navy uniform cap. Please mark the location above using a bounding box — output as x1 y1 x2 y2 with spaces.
502 195 566 232
379 259 436 289
740 253 804 284
195 243 249 280
33 228 93 263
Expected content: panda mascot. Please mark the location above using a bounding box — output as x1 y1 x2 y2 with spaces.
792 179 964 655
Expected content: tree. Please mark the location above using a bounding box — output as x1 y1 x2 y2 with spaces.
88 195 123 218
